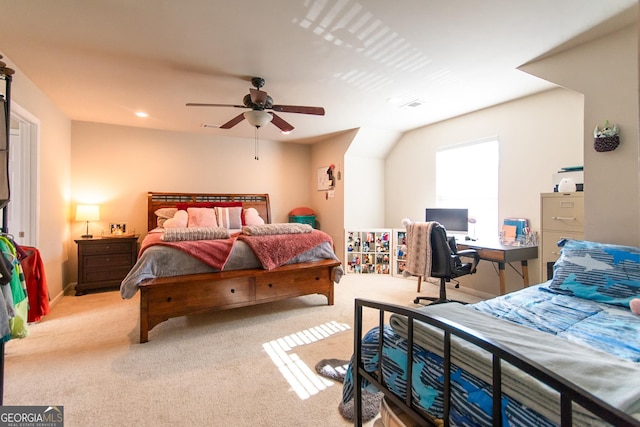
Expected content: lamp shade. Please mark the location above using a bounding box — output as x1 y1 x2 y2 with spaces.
75 204 100 222
243 110 273 128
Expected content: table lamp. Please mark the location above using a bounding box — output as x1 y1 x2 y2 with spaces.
76 204 100 238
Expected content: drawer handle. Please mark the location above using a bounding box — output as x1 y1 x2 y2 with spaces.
230 288 235 293
166 297 172 303
315 277 320 281
268 284 273 288
551 216 576 221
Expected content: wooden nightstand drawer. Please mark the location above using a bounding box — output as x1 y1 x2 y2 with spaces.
75 236 139 295
82 241 135 255
84 253 133 269
82 266 134 283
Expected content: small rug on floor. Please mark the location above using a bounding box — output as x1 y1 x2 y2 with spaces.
338 391 384 422
316 359 384 422
315 358 350 382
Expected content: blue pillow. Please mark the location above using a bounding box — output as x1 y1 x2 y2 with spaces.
548 239 640 307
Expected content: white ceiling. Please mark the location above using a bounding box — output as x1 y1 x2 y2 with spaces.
0 0 636 145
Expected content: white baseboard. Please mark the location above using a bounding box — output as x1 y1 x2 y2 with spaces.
49 282 76 308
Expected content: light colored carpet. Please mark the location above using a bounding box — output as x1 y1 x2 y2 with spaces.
3 274 481 427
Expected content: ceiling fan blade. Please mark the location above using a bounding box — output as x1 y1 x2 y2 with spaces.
186 103 245 108
250 88 269 105
220 113 246 129
270 113 294 133
271 105 325 115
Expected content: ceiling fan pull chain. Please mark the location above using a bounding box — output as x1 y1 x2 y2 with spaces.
254 127 259 160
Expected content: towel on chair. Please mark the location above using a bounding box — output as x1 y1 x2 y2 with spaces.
403 222 435 278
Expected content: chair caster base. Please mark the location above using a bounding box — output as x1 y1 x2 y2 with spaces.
414 297 467 306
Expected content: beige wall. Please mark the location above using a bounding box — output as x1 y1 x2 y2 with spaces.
520 24 639 246
69 121 313 283
310 130 356 265
385 88 584 296
344 127 402 230
1 54 72 302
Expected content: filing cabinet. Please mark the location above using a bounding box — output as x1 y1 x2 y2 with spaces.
540 192 584 281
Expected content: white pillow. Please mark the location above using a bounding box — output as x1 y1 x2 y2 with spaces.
163 210 188 228
243 208 265 226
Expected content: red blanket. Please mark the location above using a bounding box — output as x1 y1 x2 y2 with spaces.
140 232 237 271
238 230 333 270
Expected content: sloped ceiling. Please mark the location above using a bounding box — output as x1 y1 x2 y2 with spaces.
0 0 636 152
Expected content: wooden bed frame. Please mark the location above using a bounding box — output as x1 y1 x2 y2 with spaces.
137 192 340 343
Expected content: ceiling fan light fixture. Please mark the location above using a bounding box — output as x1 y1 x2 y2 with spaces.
244 110 273 128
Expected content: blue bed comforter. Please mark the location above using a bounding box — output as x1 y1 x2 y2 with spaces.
342 283 640 426
471 283 640 362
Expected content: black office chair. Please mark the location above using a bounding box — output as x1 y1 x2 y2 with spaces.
414 223 480 305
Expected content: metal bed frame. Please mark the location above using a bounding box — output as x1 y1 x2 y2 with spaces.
353 298 640 427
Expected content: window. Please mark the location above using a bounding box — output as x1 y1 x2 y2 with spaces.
435 138 499 240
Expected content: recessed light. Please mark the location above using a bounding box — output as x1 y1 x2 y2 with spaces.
135 111 149 118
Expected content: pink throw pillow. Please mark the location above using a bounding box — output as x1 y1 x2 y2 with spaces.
163 210 188 228
187 207 218 228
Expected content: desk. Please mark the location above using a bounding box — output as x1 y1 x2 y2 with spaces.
457 240 538 295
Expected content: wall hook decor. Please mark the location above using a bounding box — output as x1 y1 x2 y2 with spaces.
593 120 619 152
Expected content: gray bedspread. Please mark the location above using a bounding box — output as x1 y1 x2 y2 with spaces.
389 303 640 425
120 240 343 299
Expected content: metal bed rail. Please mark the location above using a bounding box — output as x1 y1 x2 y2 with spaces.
353 298 640 427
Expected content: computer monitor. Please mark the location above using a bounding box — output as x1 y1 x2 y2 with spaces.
425 208 469 235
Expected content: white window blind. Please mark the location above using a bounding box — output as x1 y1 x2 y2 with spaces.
436 138 499 240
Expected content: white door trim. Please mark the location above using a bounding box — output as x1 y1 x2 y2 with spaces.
8 101 39 247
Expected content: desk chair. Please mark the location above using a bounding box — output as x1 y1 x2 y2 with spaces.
414 223 480 305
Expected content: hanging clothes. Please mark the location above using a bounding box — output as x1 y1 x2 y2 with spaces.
0 256 12 342
19 246 50 322
0 250 14 342
0 237 28 339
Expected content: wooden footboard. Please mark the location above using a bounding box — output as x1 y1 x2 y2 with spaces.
138 259 340 343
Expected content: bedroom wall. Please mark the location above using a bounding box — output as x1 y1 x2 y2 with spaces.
519 23 639 246
385 87 584 296
344 127 402 231
310 129 357 265
69 121 313 285
1 54 72 302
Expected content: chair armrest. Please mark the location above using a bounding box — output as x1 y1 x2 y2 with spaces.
457 249 480 273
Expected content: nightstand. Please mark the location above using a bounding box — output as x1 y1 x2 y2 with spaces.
74 236 139 295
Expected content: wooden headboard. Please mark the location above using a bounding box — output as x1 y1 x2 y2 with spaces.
147 192 271 231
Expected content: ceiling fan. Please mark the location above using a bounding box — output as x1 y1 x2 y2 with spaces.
186 77 325 133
